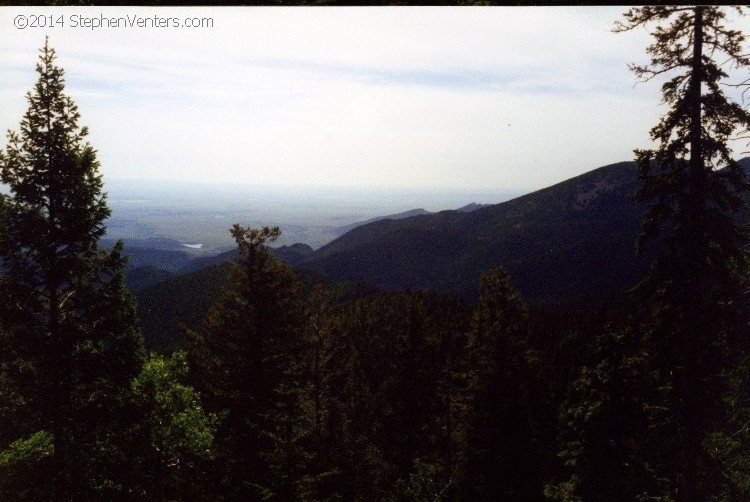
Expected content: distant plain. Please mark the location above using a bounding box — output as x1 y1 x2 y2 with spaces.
105 178 521 251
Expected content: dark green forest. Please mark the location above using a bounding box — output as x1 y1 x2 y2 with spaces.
2 6 750 501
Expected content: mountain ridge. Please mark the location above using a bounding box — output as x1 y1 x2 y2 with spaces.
132 158 750 349
296 158 750 302
130 158 750 303
296 161 649 303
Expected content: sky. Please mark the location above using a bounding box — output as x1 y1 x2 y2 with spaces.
1 6 748 192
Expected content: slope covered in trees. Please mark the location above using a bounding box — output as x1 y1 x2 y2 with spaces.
299 158 750 304
300 161 650 301
132 160 646 351
134 157 750 353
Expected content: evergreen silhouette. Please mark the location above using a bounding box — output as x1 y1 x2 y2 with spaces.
186 225 308 499
612 7 749 499
454 267 542 500
0 38 145 499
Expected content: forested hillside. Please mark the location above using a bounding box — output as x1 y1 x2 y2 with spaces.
300 161 650 302
133 161 647 352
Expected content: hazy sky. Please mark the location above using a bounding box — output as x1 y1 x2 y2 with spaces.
1 7 748 191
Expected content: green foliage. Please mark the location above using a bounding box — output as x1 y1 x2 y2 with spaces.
0 430 53 468
704 356 750 501
390 459 451 502
298 288 470 501
557 7 750 500
0 38 145 499
0 430 54 499
545 328 673 502
132 351 216 466
187 224 309 499
454 267 544 500
129 351 217 499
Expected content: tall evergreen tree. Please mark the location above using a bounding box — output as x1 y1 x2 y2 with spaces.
0 38 145 499
455 268 541 500
615 6 750 499
186 224 308 500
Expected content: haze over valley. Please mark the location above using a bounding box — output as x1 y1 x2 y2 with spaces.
104 178 519 251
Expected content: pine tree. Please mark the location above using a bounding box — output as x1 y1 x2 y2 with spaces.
186 224 308 499
615 6 750 499
297 287 358 500
455 267 541 500
0 38 145 499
